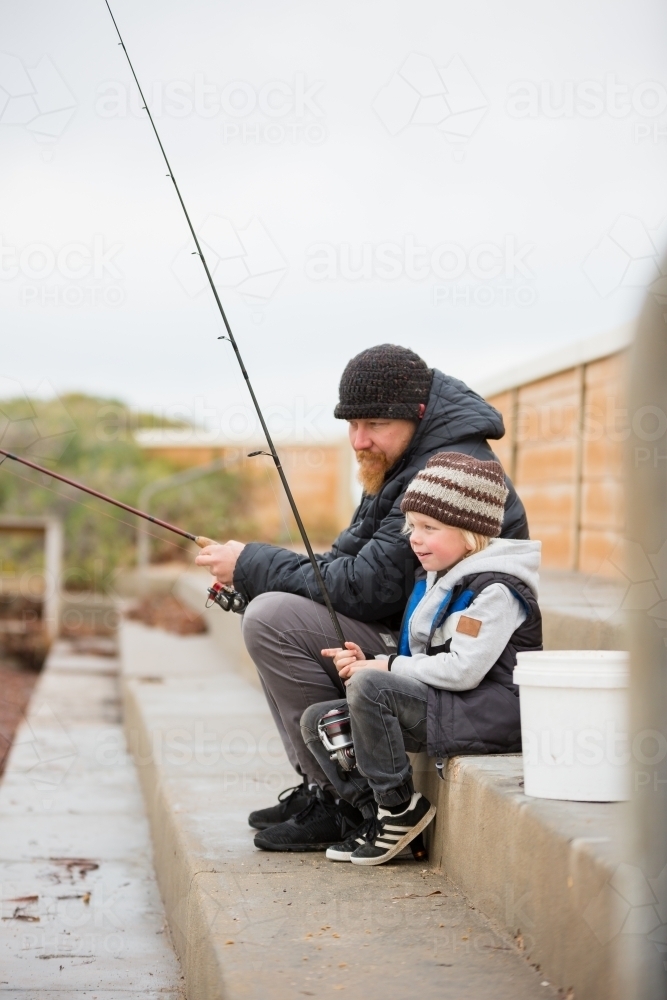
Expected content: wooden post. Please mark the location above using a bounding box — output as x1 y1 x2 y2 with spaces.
622 266 667 998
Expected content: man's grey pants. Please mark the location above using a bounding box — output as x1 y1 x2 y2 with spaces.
241 592 399 788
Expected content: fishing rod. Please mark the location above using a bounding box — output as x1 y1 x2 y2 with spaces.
102 0 346 646
0 447 244 613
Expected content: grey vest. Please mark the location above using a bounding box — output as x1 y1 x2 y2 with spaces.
424 571 542 758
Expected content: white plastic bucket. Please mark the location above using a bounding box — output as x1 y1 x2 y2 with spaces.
513 650 629 802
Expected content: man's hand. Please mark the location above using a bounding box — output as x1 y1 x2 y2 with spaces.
195 540 245 585
322 641 389 682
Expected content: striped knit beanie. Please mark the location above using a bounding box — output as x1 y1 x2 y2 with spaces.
400 451 509 537
334 344 433 420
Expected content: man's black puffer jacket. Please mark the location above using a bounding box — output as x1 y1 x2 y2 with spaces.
234 369 529 629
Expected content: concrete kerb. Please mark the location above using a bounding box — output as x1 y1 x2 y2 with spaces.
122 681 226 997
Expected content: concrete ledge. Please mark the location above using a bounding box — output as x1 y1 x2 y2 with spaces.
539 570 626 652
169 571 625 997
121 620 562 1000
413 754 624 1000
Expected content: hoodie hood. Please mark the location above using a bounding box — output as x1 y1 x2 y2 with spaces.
429 537 541 596
409 538 542 649
407 538 541 651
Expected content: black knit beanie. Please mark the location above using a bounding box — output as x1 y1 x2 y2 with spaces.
333 344 433 420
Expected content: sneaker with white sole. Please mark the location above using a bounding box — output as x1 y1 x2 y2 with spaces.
326 816 376 861
326 817 425 862
349 792 435 866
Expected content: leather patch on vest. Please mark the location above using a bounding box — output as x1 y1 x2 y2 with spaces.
456 615 482 638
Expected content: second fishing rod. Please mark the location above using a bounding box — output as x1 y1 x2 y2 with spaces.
103 0 346 645
0 446 246 613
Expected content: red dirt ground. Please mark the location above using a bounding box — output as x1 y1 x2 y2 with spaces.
0 661 40 776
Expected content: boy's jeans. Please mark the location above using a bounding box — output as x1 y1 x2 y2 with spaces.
300 669 430 815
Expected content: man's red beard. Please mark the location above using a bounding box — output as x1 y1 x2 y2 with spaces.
355 449 392 495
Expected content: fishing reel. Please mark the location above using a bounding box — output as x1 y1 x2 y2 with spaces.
206 581 248 614
318 707 357 774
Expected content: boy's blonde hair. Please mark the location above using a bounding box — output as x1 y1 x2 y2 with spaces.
459 528 490 555
402 516 490 557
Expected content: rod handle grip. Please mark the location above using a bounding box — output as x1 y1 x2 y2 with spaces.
195 536 219 548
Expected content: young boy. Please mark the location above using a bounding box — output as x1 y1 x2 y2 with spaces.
300 451 542 866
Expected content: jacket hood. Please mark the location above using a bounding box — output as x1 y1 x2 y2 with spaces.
410 369 505 459
427 537 542 599
383 369 506 485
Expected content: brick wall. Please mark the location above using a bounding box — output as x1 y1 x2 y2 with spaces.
487 350 627 577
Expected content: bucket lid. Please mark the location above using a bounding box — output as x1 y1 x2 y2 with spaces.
513 649 628 688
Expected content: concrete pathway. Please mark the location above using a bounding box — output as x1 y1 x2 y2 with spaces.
0 639 184 998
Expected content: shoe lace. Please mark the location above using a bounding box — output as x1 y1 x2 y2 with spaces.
292 793 337 825
277 779 309 806
349 813 380 845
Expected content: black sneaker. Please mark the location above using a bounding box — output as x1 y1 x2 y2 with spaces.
253 792 362 852
350 792 435 866
248 778 316 831
326 816 377 862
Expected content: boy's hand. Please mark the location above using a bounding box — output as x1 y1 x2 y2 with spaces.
341 661 389 682
321 642 389 681
321 641 365 674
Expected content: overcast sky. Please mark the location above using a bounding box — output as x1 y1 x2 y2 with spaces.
1 0 666 442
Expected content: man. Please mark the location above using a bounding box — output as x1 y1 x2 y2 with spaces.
196 344 528 851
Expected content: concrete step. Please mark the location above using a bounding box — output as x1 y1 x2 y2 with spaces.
412 754 624 1000
538 570 626 651
169 570 630 999
120 619 561 1000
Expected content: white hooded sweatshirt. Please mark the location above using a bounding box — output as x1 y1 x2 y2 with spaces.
389 538 541 691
